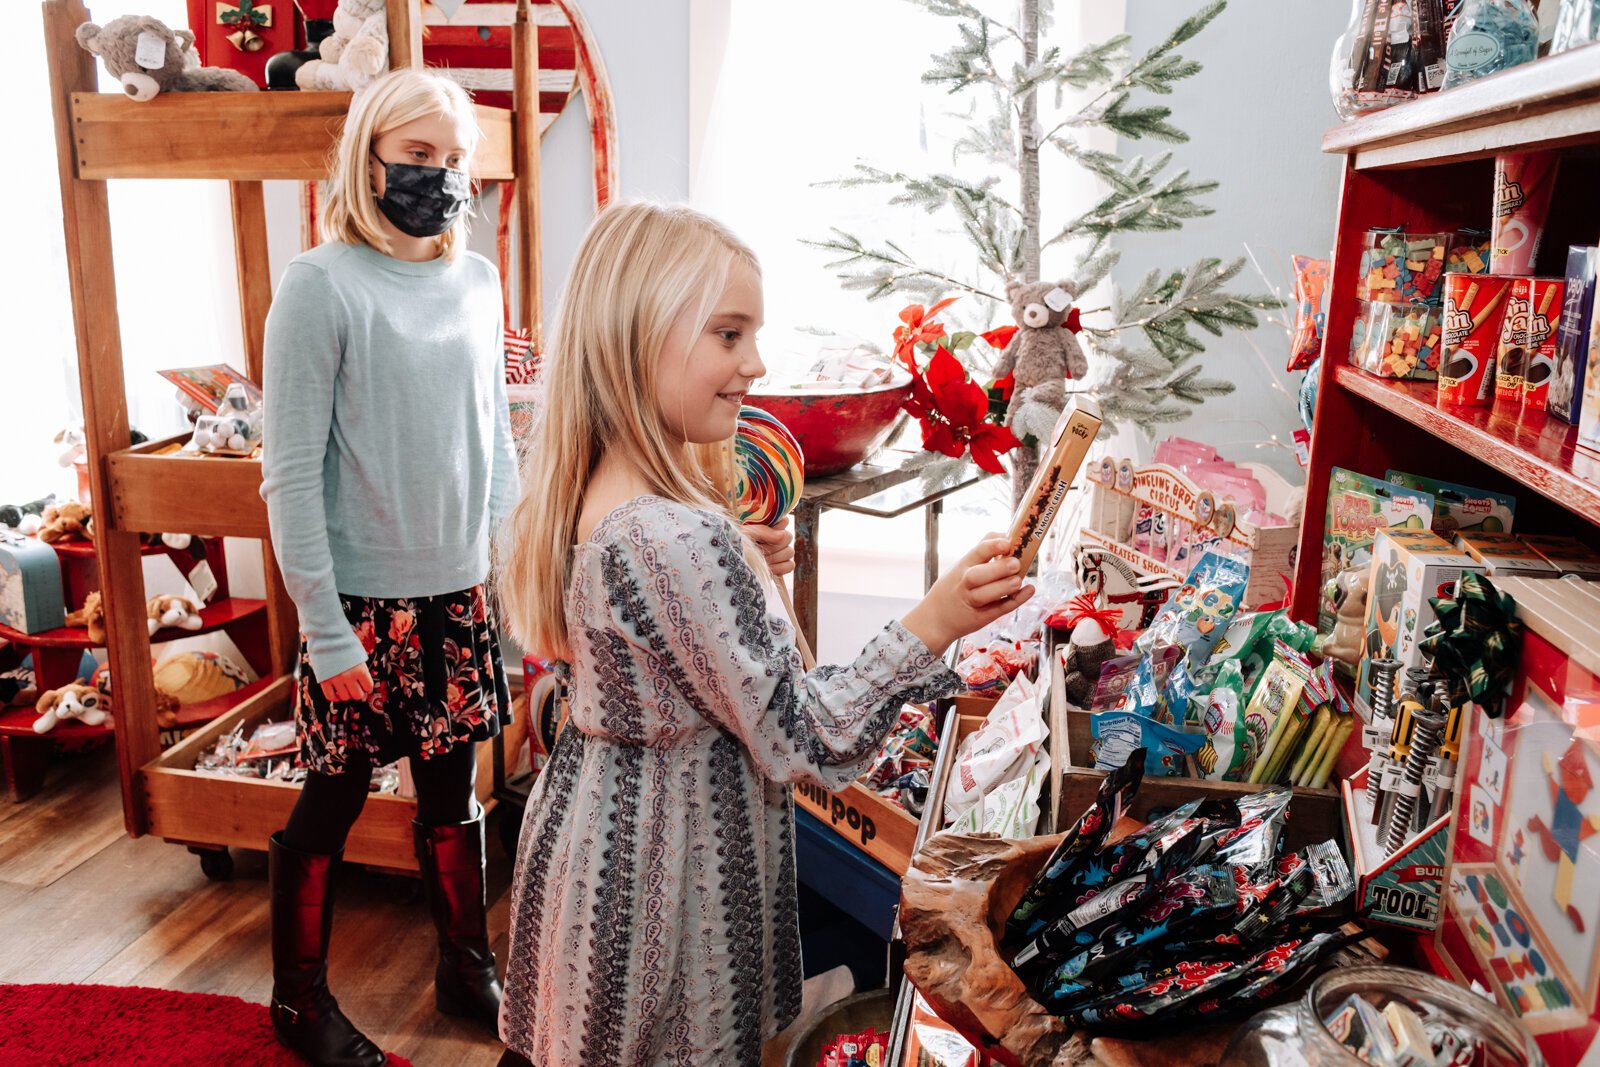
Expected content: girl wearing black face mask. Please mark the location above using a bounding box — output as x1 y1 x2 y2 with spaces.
259 69 516 1067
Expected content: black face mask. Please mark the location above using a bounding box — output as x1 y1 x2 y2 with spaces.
371 154 472 238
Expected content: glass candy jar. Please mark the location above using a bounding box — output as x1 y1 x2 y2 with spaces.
1223 966 1545 1067
1442 0 1538 89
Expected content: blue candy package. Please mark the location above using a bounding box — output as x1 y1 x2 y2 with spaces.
1091 710 1206 778
1136 550 1251 664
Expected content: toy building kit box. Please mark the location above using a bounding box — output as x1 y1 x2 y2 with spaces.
1385 470 1516 538
1433 576 1600 1066
1454 533 1560 578
1355 529 1484 709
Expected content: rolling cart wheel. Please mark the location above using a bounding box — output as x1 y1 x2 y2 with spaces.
190 846 234 881
497 800 526 858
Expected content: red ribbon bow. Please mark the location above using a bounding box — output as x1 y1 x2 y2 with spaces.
1062 593 1120 642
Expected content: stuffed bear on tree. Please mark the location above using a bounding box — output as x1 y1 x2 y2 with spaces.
811 0 1275 502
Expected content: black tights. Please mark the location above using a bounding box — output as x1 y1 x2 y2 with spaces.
282 741 479 855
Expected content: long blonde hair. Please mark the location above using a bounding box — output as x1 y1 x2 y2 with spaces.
497 201 761 659
321 69 480 260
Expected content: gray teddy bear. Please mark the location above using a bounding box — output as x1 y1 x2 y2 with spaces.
991 279 1089 506
76 14 257 102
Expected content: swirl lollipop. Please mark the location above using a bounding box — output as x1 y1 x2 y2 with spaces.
731 405 814 667
733 405 805 526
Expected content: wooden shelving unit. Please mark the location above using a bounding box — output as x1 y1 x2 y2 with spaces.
41 0 543 875
1291 47 1600 627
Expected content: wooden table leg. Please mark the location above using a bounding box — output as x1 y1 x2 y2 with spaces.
1 734 53 801
792 500 820 656
924 498 942 594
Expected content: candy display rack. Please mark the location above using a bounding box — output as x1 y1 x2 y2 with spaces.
1293 50 1600 634
41 0 543 875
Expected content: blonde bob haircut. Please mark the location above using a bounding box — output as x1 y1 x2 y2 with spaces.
496 200 764 660
321 69 481 260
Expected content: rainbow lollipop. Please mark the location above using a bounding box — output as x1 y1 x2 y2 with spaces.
733 405 805 526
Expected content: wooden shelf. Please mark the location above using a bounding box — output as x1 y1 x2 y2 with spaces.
69 92 514 181
1322 44 1600 169
106 435 267 540
1333 364 1600 527
0 596 267 651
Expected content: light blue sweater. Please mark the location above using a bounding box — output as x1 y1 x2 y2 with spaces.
260 241 518 680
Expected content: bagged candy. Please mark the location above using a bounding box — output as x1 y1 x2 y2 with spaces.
1213 786 1292 879
944 673 1045 825
1136 550 1251 664
1195 660 1251 781
945 750 1047 838
1288 255 1330 372
1091 710 1205 778
1007 750 1144 942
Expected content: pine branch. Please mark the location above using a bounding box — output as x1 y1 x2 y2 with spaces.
817 165 1022 220
804 229 1004 303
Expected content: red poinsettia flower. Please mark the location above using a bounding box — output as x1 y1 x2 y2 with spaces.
968 422 1021 475
893 296 959 371
991 371 1015 402
980 324 1019 351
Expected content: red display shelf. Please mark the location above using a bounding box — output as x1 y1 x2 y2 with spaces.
1333 364 1600 527
48 539 174 560
0 673 278 740
0 596 268 652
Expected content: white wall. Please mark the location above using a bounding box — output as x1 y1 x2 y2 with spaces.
1110 0 1347 478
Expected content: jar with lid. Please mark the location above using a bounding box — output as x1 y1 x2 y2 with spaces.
1223 965 1545 1066
1442 0 1538 89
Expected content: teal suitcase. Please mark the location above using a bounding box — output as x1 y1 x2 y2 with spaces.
0 532 65 634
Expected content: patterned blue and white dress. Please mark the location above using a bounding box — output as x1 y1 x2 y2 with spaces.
499 495 961 1065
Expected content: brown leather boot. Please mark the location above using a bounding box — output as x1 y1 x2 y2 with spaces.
413 811 502 1031
268 832 387 1067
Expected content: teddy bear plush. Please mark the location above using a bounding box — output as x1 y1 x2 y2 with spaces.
33 683 110 734
295 0 389 92
992 279 1089 507
38 502 94 544
76 14 258 102
147 594 204 635
66 591 108 645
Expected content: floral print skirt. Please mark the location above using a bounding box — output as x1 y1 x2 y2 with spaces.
294 584 511 775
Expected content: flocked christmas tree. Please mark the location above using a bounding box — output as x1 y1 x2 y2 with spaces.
810 0 1276 500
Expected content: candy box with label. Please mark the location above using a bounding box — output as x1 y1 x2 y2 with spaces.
1432 576 1600 1066
1356 529 1484 708
1319 467 1434 634
0 533 64 635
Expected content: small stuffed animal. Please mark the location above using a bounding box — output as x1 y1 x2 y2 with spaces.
91 661 183 729
66 591 109 646
295 0 389 91
33 683 110 734
992 279 1089 507
38 502 94 544
0 494 56 536
76 14 258 102
1058 593 1119 707
1320 566 1370 670
148 594 204 635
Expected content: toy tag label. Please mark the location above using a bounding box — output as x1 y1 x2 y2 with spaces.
1293 428 1311 468
135 32 167 70
187 559 219 603
1044 287 1072 313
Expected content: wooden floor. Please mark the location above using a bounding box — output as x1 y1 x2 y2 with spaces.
0 745 512 1066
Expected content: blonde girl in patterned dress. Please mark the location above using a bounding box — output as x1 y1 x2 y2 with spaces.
494 200 1036 1066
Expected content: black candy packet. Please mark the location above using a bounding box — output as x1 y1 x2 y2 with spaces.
1006 750 1145 943
1211 785 1291 879
1037 864 1238 1003
1011 817 1209 981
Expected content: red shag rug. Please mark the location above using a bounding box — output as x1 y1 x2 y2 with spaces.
0 984 415 1067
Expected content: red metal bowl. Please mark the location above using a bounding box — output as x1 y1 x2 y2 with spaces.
744 381 912 478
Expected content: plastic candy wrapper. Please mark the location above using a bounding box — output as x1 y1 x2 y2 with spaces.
1213 786 1293 881
1011 813 1210 981
1322 994 1486 1066
1088 653 1143 714
1200 609 1315 697
187 382 264 457
943 674 1045 826
1554 0 1600 52
1445 228 1491 276
1288 255 1330 372
954 638 1038 694
1007 749 1145 942
1195 660 1250 781
801 343 909 390
945 750 1047 838
1135 550 1251 665
1358 229 1449 306
862 704 938 790
816 1024 889 1067
1091 709 1204 778
878 769 931 818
